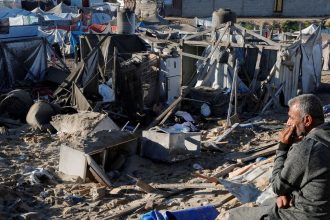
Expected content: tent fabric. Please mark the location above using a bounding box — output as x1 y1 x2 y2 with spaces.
0 37 63 92
92 12 111 24
47 2 78 14
273 25 322 103
9 15 38 25
31 7 45 14
38 28 67 46
0 8 33 19
71 83 92 111
54 34 147 98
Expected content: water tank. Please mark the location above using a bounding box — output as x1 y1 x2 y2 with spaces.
117 9 136 34
212 8 236 29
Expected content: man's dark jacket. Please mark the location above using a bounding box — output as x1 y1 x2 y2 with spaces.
272 123 330 220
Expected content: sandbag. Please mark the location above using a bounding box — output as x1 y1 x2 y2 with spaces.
26 101 60 130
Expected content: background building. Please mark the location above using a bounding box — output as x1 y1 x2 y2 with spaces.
165 0 330 18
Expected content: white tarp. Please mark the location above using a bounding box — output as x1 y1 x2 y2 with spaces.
323 40 330 71
9 15 38 25
274 25 322 103
38 28 67 46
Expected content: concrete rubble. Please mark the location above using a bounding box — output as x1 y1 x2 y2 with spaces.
0 0 330 219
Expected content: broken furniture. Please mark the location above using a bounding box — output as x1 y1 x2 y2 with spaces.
141 127 201 162
59 130 139 186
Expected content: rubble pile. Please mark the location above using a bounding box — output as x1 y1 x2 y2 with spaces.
0 1 330 219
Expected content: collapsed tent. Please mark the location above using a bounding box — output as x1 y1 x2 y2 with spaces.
54 34 163 119
0 37 69 92
187 23 322 110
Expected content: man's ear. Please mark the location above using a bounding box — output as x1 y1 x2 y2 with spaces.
304 114 313 127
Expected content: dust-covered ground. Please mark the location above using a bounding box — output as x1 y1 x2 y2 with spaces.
0 66 330 219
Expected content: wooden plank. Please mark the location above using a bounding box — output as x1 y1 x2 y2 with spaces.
152 183 221 190
183 28 212 41
184 40 281 50
181 52 206 61
213 164 239 178
84 131 138 155
213 193 235 208
250 47 263 92
87 155 112 188
236 145 278 164
148 96 183 128
215 123 239 143
233 24 279 46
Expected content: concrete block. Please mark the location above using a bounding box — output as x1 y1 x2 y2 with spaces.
59 145 87 179
141 130 201 162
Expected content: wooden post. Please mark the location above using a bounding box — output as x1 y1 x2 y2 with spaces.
113 47 117 103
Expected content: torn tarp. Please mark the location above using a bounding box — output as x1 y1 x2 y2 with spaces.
71 83 92 111
219 179 261 203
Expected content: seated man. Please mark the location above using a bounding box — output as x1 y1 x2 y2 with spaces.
223 94 330 220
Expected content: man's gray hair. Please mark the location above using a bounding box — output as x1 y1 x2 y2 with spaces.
288 94 324 121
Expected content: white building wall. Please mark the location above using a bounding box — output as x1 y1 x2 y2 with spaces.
181 0 330 18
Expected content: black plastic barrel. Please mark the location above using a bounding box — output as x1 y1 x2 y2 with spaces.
212 8 237 29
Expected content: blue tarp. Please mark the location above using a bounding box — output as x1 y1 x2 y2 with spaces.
69 30 84 54
140 205 219 220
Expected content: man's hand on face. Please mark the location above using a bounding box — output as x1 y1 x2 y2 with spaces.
279 125 296 145
276 195 292 209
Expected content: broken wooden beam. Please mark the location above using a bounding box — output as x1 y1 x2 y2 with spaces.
181 52 206 61
86 155 112 188
213 193 235 208
236 145 278 164
148 96 183 129
233 24 279 47
215 123 239 143
213 164 239 178
152 183 222 190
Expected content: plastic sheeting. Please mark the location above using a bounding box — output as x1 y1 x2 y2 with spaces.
0 8 32 19
0 37 57 92
92 12 111 24
273 25 322 103
47 2 78 14
194 45 249 93
9 15 38 25
38 28 67 46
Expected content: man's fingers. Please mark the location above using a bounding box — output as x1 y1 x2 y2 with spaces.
282 197 288 207
276 198 283 208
